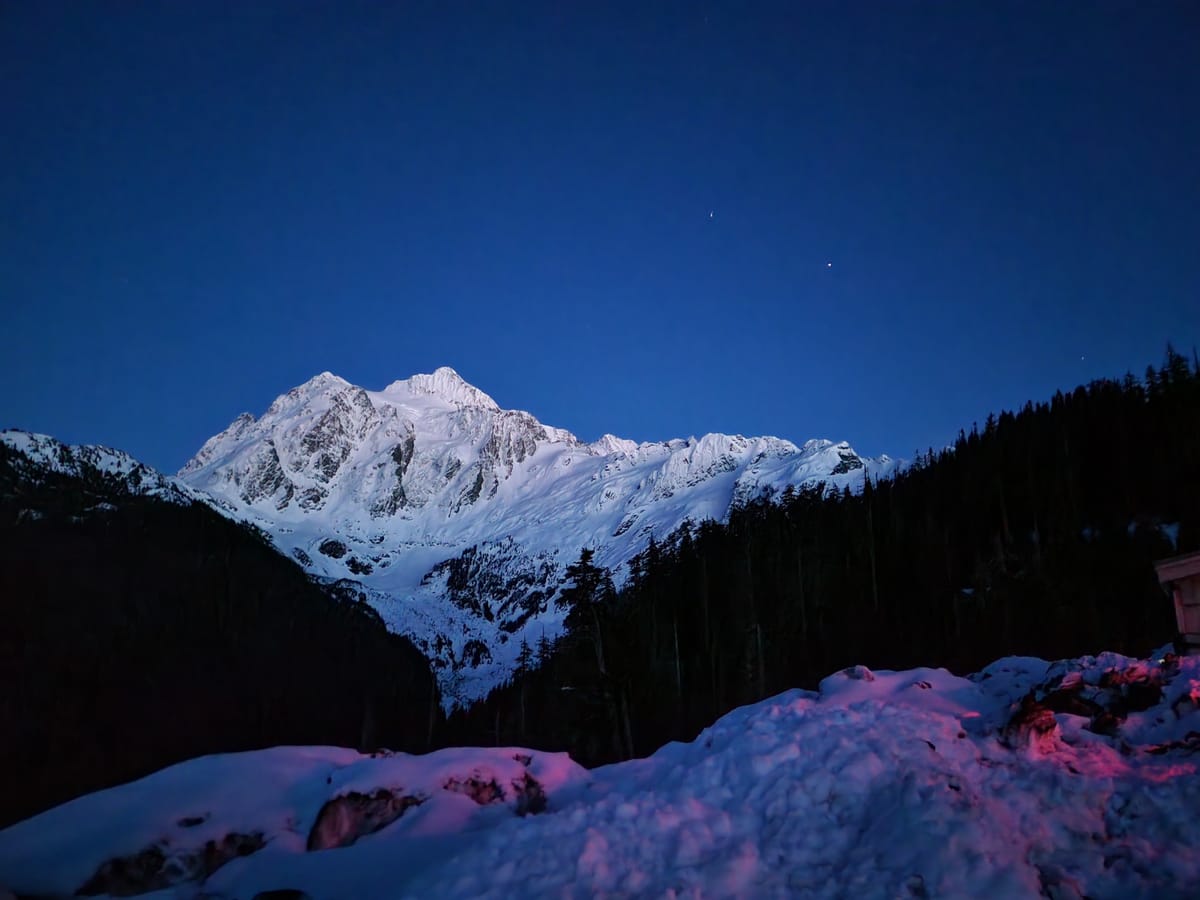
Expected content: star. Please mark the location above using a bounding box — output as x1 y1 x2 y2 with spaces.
826 262 832 268
708 211 714 219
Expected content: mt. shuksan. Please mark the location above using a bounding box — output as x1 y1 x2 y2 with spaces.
180 368 900 703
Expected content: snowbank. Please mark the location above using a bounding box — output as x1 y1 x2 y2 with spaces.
3 651 1199 898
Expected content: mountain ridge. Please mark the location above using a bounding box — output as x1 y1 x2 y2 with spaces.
2 368 900 705
176 368 900 703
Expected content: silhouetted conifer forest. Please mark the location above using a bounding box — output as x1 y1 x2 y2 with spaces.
0 450 439 828
446 348 1200 766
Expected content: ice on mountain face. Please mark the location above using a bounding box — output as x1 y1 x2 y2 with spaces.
177 370 902 705
4 650 1198 899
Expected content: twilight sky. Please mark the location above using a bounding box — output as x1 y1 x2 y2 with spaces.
3 2 1197 472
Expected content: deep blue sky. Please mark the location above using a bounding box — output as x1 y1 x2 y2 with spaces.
3 2 1197 472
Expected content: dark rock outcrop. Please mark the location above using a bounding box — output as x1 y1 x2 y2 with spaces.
306 790 423 852
77 832 264 897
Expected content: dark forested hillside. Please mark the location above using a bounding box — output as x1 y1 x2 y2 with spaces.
0 444 439 828
447 349 1200 766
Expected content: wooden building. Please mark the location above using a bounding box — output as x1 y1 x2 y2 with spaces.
1155 550 1200 655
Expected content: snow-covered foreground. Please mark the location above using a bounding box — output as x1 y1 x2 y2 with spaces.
4 651 1200 899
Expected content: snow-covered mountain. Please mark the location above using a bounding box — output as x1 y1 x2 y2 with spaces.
4 648 1198 898
0 430 202 509
0 432 211 518
178 368 900 703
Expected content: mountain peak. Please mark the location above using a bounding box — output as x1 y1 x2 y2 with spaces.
177 370 901 704
300 371 349 391
388 367 500 411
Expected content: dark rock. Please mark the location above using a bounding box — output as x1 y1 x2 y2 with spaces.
512 770 547 816
346 557 373 575
318 539 348 559
240 442 294 509
444 774 504 805
296 487 327 510
77 832 265 897
1145 730 1200 756
375 430 418 518
422 539 557 631
461 639 492 667
1088 711 1122 737
307 789 423 852
77 845 166 897
830 451 864 474
1002 695 1058 751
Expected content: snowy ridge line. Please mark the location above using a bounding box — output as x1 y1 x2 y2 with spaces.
2 648 1198 898
0 429 204 508
177 368 903 703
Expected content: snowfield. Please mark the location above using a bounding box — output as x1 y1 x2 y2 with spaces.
3 649 1199 899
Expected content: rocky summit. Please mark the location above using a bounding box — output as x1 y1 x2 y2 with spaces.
2 366 897 706
173 368 899 703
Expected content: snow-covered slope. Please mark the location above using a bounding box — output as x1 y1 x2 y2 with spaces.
4 649 1198 898
0 429 202 508
179 368 900 703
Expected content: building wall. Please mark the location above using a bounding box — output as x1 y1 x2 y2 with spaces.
1176 578 1200 643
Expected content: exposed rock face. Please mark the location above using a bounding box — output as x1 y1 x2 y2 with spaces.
174 369 901 705
1002 654 1181 753
318 538 348 559
76 832 265 897
443 774 504 805
422 538 558 626
306 789 423 852
241 441 293 509
442 760 548 817
1002 695 1062 752
829 443 866 474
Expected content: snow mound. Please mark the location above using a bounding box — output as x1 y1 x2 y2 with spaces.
3 650 1199 898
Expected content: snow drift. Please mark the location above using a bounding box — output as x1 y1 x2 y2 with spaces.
3 649 1198 899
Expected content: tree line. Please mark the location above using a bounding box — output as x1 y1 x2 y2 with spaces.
445 347 1200 765
0 445 438 828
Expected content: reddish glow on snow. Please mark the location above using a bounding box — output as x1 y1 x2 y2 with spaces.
3 651 1199 897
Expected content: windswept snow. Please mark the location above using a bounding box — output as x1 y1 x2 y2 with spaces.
177 369 901 703
3 649 1198 899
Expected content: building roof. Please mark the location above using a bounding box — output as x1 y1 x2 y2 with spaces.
1155 549 1200 584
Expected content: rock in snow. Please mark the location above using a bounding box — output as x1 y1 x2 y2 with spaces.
2 650 1198 898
